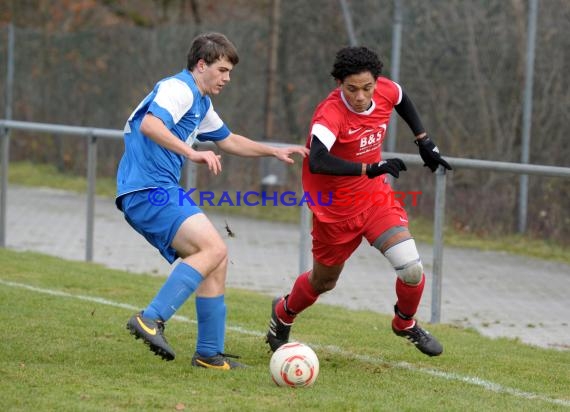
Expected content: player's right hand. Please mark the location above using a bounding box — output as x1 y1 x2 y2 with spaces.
365 158 407 179
187 149 222 175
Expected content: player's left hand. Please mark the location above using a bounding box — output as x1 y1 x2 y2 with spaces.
415 135 452 172
275 146 310 164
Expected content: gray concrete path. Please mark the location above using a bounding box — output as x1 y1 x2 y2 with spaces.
4 185 570 349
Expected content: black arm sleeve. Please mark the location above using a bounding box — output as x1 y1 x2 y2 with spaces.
394 90 425 136
308 136 362 176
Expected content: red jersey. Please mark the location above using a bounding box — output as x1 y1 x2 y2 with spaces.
302 77 402 222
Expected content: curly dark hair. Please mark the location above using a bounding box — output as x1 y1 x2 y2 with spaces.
330 46 383 82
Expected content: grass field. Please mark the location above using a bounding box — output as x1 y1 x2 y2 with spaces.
0 248 569 411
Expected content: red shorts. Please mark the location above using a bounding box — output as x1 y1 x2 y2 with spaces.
311 204 409 266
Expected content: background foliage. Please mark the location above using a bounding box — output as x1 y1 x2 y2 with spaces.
0 0 568 243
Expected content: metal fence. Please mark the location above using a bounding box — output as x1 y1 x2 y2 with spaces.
2 119 569 323
2 0 570 243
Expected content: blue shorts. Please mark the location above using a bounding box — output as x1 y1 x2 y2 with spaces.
119 187 203 263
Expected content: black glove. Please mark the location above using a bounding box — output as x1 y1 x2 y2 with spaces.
366 158 407 179
415 135 452 172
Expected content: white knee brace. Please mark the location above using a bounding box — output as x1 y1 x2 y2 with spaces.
383 239 423 285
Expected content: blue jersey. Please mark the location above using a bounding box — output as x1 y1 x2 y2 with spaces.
116 69 230 198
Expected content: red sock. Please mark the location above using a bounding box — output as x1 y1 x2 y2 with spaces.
276 271 319 324
393 274 425 330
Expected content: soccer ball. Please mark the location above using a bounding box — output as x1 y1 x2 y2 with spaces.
269 342 319 388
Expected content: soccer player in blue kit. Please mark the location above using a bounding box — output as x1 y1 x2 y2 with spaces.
116 32 308 369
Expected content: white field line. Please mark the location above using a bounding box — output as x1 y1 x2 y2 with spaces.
1 279 569 408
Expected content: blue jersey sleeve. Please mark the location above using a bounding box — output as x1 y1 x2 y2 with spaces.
147 101 175 129
197 124 231 142
147 77 194 131
196 102 231 142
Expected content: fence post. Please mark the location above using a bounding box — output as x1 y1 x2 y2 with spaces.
339 0 358 46
430 166 447 324
0 127 8 248
386 0 402 153
184 152 197 189
85 132 97 262
5 23 15 122
299 204 311 274
518 0 538 234
1 23 15 248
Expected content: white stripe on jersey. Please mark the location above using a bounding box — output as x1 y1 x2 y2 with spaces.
311 123 337 150
198 103 224 134
154 78 194 125
392 81 403 105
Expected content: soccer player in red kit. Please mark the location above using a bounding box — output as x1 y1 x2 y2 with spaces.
266 46 452 356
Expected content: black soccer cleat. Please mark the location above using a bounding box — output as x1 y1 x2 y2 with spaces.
266 296 292 352
126 311 175 361
392 321 443 357
191 352 247 370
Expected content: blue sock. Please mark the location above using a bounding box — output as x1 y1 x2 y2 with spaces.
143 262 203 322
195 295 226 357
